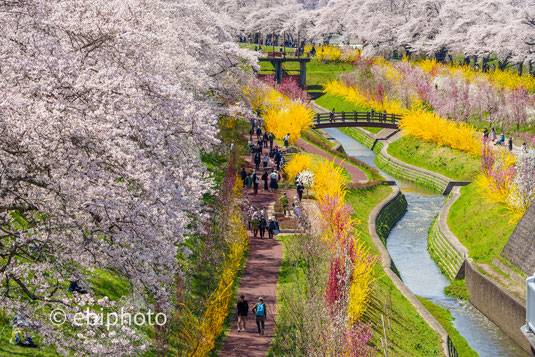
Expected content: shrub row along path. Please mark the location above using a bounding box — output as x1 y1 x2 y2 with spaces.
220 139 367 357
296 138 368 182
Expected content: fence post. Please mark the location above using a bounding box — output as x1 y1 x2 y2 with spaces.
316 113 320 125
342 112 345 122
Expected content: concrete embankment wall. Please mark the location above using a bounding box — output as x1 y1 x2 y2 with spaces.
431 189 530 354
370 187 450 356
346 128 468 195
465 261 531 353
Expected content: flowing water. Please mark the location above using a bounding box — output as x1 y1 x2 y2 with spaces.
323 128 527 356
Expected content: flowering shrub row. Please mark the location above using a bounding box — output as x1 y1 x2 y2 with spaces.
176 177 248 356
477 143 535 219
245 79 314 144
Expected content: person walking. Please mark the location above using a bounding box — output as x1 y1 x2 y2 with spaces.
259 216 267 238
245 172 253 191
251 211 260 238
297 182 304 201
508 137 513 151
240 167 247 186
256 126 262 140
269 170 279 192
254 152 261 170
262 170 269 191
236 295 248 332
252 297 267 335
269 132 274 150
263 132 269 148
267 218 276 239
263 153 269 169
252 171 259 195
283 133 290 148
274 150 282 171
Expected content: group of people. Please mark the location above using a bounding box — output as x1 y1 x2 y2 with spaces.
483 127 527 152
236 295 268 335
250 207 279 239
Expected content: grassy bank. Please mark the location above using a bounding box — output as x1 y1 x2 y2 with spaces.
387 136 480 181
448 183 516 264
418 298 478 357
346 187 443 356
271 185 443 356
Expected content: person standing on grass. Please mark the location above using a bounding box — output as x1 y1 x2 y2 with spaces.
252 297 267 335
263 153 269 169
236 295 248 332
283 133 290 148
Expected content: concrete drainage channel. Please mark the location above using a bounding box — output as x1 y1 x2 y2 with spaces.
322 126 528 356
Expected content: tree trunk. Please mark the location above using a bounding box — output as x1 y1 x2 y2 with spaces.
518 62 523 76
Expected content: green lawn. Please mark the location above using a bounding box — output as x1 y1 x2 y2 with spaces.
418 298 478 357
345 187 443 356
302 128 336 149
387 136 481 181
448 183 516 263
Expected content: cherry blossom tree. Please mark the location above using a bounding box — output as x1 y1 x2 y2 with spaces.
0 0 255 354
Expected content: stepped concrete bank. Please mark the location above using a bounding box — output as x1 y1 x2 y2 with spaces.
427 187 467 281
369 187 451 356
342 127 471 195
431 187 530 354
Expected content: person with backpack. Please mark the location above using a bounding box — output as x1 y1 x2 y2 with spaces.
252 297 267 335
259 216 267 238
236 295 249 332
267 218 276 239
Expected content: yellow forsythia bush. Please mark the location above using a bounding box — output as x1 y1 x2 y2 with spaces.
399 109 482 155
284 153 312 182
311 159 347 203
347 240 376 323
177 179 248 356
324 81 405 115
263 100 314 144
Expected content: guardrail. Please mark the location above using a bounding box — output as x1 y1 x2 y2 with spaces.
313 111 402 129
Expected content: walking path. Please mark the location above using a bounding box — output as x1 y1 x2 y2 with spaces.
220 137 367 356
296 138 368 182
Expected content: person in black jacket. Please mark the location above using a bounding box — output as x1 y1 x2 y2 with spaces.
236 295 249 332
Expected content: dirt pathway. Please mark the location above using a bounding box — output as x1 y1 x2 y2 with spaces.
220 141 366 356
